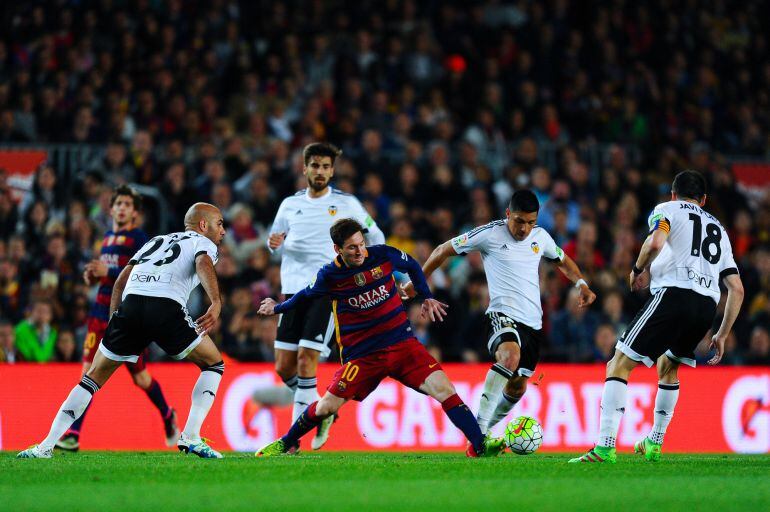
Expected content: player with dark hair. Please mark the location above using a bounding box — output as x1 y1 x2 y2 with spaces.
267 142 385 450
403 189 596 435
570 170 744 463
19 203 227 459
57 185 178 452
256 218 505 457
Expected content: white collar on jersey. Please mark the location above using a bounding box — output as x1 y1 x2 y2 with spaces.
305 187 333 200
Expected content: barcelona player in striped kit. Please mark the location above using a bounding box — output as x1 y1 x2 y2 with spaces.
256 218 505 457
56 186 178 451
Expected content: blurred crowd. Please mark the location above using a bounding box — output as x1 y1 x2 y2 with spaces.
0 0 769 366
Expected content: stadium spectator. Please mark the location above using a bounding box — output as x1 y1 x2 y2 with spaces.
0 319 16 363
14 300 57 363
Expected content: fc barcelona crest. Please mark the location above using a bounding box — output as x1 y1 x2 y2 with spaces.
371 266 383 280
354 272 366 286
328 205 338 216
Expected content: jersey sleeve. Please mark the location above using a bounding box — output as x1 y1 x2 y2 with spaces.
380 245 433 299
450 224 494 254
647 203 672 235
193 235 219 265
350 197 385 245
267 199 290 253
540 230 565 261
274 268 329 313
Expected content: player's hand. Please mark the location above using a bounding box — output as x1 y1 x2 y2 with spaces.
85 260 109 278
196 301 221 335
83 268 95 286
577 285 596 308
268 232 286 250
399 281 416 300
629 269 650 291
257 298 277 316
421 298 449 322
708 333 726 365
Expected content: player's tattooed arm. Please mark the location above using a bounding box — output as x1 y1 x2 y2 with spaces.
554 254 597 308
195 254 221 334
109 264 133 316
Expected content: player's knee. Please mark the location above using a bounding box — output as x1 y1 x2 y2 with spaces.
657 358 678 383
315 397 340 417
296 349 319 375
200 360 225 375
274 360 295 381
496 351 519 372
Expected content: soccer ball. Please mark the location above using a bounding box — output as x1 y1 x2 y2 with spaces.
504 416 543 455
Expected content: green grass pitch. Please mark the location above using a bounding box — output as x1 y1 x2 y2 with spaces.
3 451 769 511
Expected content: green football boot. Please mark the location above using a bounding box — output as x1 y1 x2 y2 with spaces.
256 438 289 457
634 437 662 462
568 445 617 463
466 434 506 457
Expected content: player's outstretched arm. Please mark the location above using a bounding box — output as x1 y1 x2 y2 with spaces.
261 268 329 316
109 264 133 316
401 241 458 299
709 273 744 365
555 254 597 307
195 254 222 335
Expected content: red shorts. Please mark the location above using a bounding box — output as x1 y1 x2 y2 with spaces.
327 338 442 401
82 317 147 374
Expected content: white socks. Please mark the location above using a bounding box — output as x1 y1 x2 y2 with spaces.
40 376 99 450
294 377 319 422
648 382 679 445
476 364 513 434
597 377 627 448
182 362 224 440
488 392 520 431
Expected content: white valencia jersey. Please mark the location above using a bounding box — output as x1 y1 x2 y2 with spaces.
451 220 564 329
124 230 219 307
269 187 385 294
648 200 738 303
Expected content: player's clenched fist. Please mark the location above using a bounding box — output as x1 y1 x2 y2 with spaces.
257 297 277 316
268 232 286 250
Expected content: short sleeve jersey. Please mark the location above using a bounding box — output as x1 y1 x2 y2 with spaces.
451 220 564 330
123 230 219 307
269 187 382 294
647 200 738 303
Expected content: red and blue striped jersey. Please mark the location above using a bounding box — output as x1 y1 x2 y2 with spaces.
89 228 148 322
274 244 433 362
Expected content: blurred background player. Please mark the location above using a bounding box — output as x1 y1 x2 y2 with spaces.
56 185 178 452
570 171 744 463
256 218 504 458
267 142 385 450
403 190 596 435
19 203 227 459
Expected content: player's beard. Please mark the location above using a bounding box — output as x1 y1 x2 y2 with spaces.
308 176 329 192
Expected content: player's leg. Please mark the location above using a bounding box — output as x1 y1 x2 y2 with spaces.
176 335 224 457
128 353 179 447
487 375 528 430
257 352 382 457
257 391 347 457
55 361 91 452
485 325 542 432
274 304 301 420
569 349 638 463
298 298 337 449
19 350 122 458
635 354 680 461
57 322 104 450
477 339 519 433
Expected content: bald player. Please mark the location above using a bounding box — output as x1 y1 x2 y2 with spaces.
19 203 228 459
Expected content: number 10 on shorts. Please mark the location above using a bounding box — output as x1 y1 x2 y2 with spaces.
341 362 359 382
